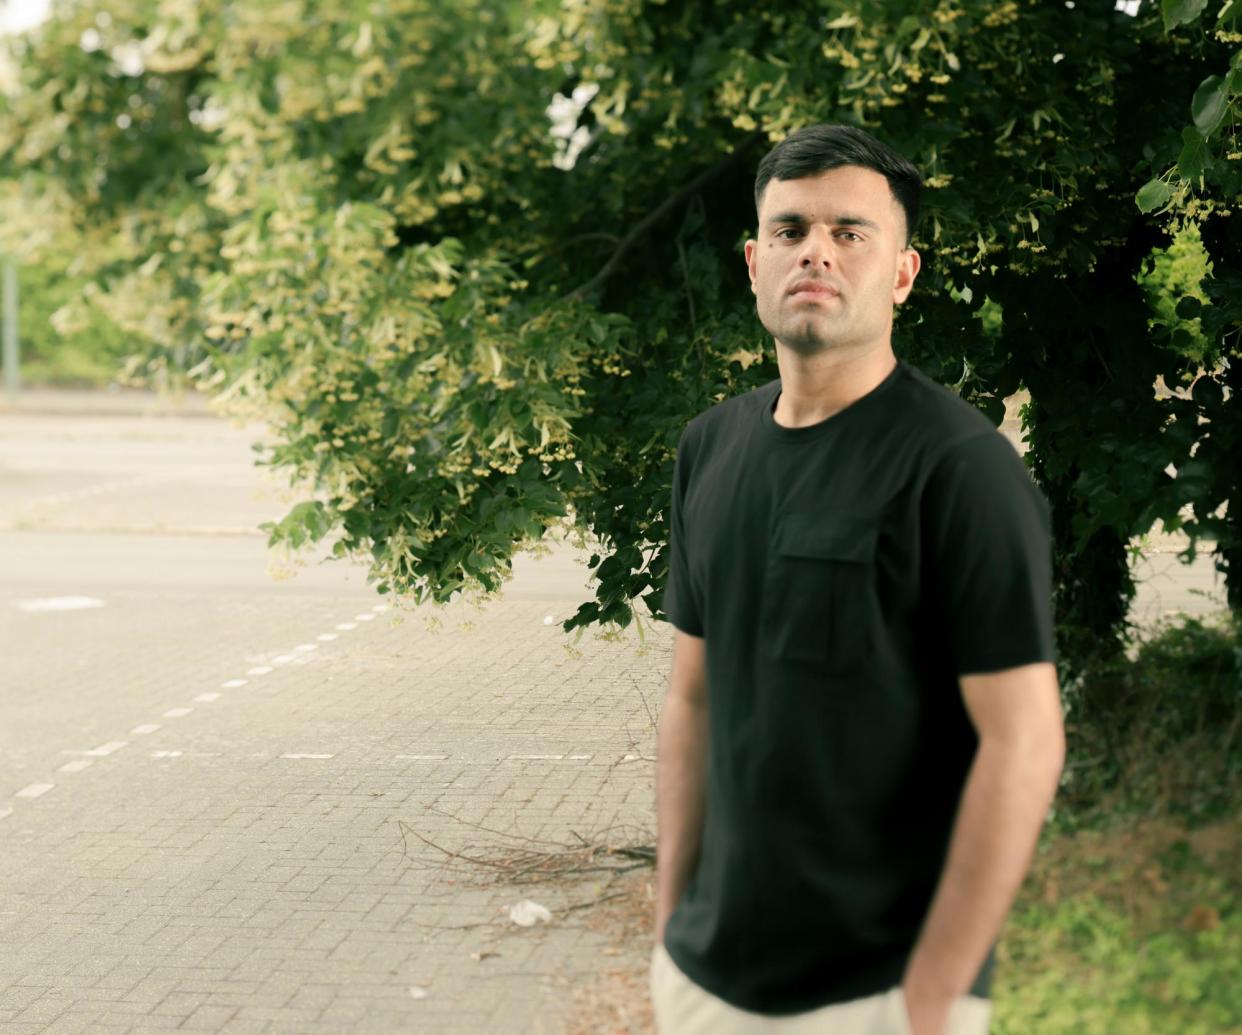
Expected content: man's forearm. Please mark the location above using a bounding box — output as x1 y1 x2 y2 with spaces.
903 735 1064 1000
654 692 709 943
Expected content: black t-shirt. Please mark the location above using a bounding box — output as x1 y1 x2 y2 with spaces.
661 358 1057 1015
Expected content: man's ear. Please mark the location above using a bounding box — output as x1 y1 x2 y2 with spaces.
744 238 759 293
893 247 921 304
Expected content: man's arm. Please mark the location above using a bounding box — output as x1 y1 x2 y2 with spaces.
654 628 710 946
901 661 1066 1035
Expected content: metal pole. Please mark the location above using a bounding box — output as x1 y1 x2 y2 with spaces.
2 255 17 403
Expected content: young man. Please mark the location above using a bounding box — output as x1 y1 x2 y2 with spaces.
651 124 1065 1035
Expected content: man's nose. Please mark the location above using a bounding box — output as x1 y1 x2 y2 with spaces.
798 227 835 267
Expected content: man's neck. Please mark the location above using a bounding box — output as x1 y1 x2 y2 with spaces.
771 347 898 429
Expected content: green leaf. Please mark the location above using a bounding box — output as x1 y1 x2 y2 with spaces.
1136 179 1172 213
1191 75 1228 137
1177 126 1211 181
1162 0 1209 31
1175 295 1202 319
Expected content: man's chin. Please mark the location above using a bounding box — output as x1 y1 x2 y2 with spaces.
776 330 841 355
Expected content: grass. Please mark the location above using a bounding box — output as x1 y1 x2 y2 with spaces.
562 608 1242 1033
995 813 1240 1034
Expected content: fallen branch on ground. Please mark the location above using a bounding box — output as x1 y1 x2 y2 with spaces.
396 806 655 889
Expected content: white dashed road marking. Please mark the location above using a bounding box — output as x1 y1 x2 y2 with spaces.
568 754 593 760
7 604 389 815
20 474 159 509
17 596 106 612
509 754 564 761
396 754 450 761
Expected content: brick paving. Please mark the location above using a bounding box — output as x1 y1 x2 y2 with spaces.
0 586 667 1034
0 392 666 1033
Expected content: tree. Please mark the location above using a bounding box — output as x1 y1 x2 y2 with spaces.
0 0 1236 685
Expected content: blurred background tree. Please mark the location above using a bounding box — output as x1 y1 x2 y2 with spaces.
0 0 1236 698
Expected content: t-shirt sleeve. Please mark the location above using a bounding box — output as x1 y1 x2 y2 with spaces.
921 431 1057 676
662 425 705 637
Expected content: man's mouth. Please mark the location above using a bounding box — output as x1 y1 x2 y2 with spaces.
789 283 839 299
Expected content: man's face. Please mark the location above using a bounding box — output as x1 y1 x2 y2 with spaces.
744 165 920 357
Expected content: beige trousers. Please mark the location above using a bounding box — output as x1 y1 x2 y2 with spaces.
650 943 992 1035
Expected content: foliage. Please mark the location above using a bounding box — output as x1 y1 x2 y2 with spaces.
1136 222 1213 364
1054 610 1241 832
1006 616 1242 1034
996 871 1241 1035
0 0 1237 682
0 182 138 386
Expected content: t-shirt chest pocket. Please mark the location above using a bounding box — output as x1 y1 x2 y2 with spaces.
760 511 878 673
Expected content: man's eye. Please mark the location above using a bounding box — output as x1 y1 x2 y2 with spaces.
775 228 801 239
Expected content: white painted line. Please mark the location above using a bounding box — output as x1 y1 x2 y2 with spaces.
57 760 94 774
221 679 248 688
271 654 296 664
19 474 159 510
15 783 53 799
16 596 105 612
621 753 641 761
372 605 389 612
568 754 592 760
247 666 273 676
163 708 193 718
336 623 357 631
86 741 128 756
130 724 160 736
354 614 376 621
281 753 334 760
152 751 182 758
0 807 11 821
316 633 338 642
293 644 318 653
509 754 564 760
193 693 220 703
396 754 449 760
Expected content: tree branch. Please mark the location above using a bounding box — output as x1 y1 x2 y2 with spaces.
562 129 767 303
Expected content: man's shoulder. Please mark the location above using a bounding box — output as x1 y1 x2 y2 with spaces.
682 379 777 441
893 362 1002 444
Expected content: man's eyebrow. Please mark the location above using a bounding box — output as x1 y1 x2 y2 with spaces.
766 212 882 232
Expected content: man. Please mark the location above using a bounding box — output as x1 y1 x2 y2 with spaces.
651 123 1065 1035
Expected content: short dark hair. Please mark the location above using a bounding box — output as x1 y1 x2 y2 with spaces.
753 124 922 248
